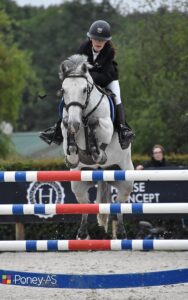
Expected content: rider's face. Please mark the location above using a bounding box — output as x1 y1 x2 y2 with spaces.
91 39 107 52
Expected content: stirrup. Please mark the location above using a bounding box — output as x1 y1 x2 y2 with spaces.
39 125 63 145
39 132 53 145
40 132 63 145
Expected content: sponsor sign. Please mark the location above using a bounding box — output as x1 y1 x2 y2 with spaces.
1 273 57 288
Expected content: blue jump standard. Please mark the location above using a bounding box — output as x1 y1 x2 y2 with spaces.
1 268 188 289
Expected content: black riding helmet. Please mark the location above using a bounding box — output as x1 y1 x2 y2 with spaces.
87 20 112 41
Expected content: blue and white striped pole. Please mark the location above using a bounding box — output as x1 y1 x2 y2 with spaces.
0 170 188 182
0 240 188 251
0 203 188 215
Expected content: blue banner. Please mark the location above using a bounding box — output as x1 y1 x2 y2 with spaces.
0 268 188 289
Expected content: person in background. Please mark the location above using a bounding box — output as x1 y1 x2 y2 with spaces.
136 144 169 170
40 20 135 150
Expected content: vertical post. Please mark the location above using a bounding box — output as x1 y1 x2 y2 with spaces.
15 223 25 240
112 220 117 239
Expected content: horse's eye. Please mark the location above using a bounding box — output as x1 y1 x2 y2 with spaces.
83 88 87 93
61 88 66 96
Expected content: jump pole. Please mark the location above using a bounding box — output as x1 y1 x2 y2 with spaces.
0 240 188 251
0 169 188 182
1 203 188 215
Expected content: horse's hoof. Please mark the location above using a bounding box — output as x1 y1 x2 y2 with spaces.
116 231 127 240
92 150 107 165
76 234 90 240
69 145 78 154
65 156 79 168
98 152 107 165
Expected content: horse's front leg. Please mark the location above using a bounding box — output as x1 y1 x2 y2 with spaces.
64 133 79 168
62 118 79 168
88 117 111 165
89 132 107 165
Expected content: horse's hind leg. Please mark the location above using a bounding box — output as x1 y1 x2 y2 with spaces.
96 182 110 233
112 181 133 239
77 214 89 239
111 212 127 239
71 181 93 239
116 213 127 239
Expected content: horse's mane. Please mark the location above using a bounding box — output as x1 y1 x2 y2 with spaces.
64 54 90 70
59 54 92 79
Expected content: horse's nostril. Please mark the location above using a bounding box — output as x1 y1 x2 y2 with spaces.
68 121 80 133
74 121 80 132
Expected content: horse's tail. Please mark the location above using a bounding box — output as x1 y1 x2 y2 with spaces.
96 181 111 232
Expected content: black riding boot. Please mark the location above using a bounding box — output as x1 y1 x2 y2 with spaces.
116 103 135 150
39 119 63 145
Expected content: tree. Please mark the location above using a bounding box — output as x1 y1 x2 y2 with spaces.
117 5 188 153
0 9 39 156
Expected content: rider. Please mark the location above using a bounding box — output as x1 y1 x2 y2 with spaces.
40 20 135 149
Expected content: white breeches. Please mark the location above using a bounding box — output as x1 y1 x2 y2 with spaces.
107 80 122 105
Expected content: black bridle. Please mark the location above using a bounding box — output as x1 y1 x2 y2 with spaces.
62 74 94 111
61 74 105 125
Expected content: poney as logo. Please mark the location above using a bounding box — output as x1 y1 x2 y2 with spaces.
13 274 57 287
2 275 11 284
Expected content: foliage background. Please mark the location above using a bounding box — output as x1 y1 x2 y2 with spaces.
0 0 188 156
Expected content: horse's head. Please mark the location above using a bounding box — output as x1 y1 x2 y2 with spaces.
59 55 93 134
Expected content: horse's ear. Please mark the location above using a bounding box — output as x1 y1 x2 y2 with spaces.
59 63 68 80
81 63 87 74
